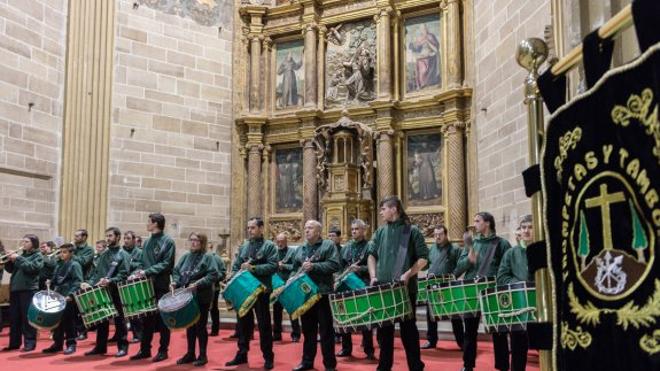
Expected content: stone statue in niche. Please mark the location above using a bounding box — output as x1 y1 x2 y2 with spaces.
407 132 442 206
275 147 303 213
405 14 442 93
275 41 304 109
325 20 377 108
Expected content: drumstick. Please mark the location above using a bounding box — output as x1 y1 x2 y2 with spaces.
170 275 175 296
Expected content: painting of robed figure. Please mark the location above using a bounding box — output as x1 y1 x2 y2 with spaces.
275 40 304 109
405 14 442 94
275 147 303 213
406 132 442 207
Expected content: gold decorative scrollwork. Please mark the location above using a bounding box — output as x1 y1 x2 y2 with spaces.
269 219 303 242
611 88 660 164
560 322 592 351
639 329 660 355
568 283 604 326
554 127 582 181
409 213 444 237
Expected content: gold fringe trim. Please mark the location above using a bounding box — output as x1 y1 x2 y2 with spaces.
168 312 201 331
290 294 321 321
270 287 284 305
29 320 60 331
237 285 265 318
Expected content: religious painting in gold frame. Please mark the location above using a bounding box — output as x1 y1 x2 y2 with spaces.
271 145 303 214
403 12 443 95
403 129 443 208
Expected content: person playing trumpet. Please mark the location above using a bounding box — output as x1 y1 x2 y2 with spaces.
81 227 130 357
171 232 219 367
39 241 58 291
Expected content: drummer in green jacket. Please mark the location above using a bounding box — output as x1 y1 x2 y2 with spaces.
81 227 131 357
209 246 227 337
171 232 219 367
454 212 512 371
122 231 143 343
42 243 83 355
272 232 300 342
496 214 533 371
367 196 427 371
225 217 277 369
2 234 44 352
421 225 464 351
72 229 95 341
336 219 375 360
290 219 340 371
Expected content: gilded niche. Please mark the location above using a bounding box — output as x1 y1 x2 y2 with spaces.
325 20 377 108
140 0 232 27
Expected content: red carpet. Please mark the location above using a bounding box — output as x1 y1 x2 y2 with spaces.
0 328 539 370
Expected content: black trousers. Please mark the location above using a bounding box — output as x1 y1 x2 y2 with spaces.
9 290 37 349
52 300 77 348
95 287 127 352
426 304 464 348
186 300 211 357
492 330 529 371
237 293 273 361
300 295 336 369
210 289 220 333
272 301 300 338
377 318 425 371
340 329 374 355
140 290 170 354
130 317 143 340
462 314 513 370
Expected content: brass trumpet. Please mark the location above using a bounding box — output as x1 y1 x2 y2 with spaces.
0 246 23 263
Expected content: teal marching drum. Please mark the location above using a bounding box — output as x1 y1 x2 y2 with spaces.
158 288 200 330
277 273 321 320
222 269 265 318
27 290 67 330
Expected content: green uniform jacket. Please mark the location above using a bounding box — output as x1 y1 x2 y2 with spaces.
139 232 176 293
292 239 340 294
497 245 530 285
87 245 130 285
4 249 43 292
210 253 227 283
275 246 297 281
368 219 428 295
124 246 143 273
172 251 219 303
39 254 58 289
455 233 511 280
340 239 371 283
425 242 460 276
73 243 95 279
52 260 83 297
232 237 278 291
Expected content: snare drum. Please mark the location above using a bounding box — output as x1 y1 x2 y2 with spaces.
278 273 321 320
118 277 157 320
222 270 265 318
158 288 200 330
27 290 67 330
428 276 496 319
74 286 118 328
329 281 413 334
416 273 455 305
334 272 367 292
479 281 537 333
270 274 286 305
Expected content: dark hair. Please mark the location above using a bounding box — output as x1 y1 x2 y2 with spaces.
105 227 121 238
95 240 107 248
328 226 341 236
519 214 533 229
189 232 208 252
124 230 136 240
476 211 496 233
45 241 56 249
149 213 166 230
76 229 88 238
60 243 75 253
24 234 39 250
434 225 448 234
248 217 264 228
379 195 410 224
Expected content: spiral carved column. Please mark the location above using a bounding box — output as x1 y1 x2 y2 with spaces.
443 122 466 240
303 23 318 107
377 131 395 203
375 7 392 99
302 139 319 222
247 144 263 218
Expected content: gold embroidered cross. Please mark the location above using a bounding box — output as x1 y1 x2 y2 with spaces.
585 183 625 251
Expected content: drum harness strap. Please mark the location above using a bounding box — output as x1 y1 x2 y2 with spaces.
393 224 412 281
180 253 204 287
475 238 500 278
54 260 73 287
428 245 449 276
105 247 124 279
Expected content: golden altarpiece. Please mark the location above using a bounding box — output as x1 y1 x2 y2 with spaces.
230 0 471 248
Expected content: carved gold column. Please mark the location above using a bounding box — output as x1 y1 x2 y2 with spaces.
263 37 273 113
392 11 401 101
303 23 318 107
317 26 326 111
442 0 463 88
249 35 263 112
247 143 263 218
376 130 395 203
261 145 272 234
442 122 466 240
375 6 392 100
59 0 115 241
302 139 318 222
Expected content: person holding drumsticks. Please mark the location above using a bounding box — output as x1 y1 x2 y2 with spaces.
367 196 427 371
171 232 219 367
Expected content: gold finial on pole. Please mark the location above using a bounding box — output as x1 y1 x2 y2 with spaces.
516 37 555 371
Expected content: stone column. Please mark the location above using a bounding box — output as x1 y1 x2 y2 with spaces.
443 0 462 88
443 122 466 240
247 144 263 218
302 139 318 222
249 35 262 112
376 7 392 99
262 37 273 113
303 23 318 107
376 131 395 202
317 26 326 111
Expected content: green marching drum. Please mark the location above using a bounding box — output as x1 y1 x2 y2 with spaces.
479 281 537 333
330 281 413 334
270 274 286 305
334 272 367 293
27 290 67 330
428 276 496 319
416 273 455 306
74 286 118 328
222 270 265 318
158 288 200 330
277 273 321 320
118 277 157 320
